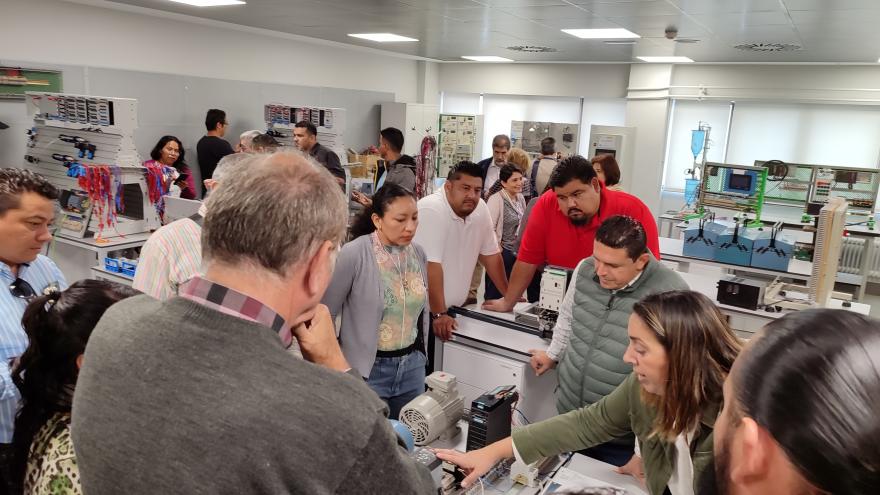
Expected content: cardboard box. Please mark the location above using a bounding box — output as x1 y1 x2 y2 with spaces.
346 153 381 178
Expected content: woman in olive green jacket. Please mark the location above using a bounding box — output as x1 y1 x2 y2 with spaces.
436 290 742 495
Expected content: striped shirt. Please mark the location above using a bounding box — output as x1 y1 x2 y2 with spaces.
178 276 298 355
0 255 67 443
132 205 205 300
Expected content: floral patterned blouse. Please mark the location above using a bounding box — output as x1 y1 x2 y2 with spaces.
371 232 427 351
25 412 82 495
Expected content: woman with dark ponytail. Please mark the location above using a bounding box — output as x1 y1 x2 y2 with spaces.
323 183 429 419
12 279 139 494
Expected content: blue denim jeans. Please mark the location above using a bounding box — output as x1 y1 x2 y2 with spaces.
367 351 427 420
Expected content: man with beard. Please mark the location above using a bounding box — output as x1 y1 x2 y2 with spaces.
413 161 509 351
483 155 660 313
708 308 880 495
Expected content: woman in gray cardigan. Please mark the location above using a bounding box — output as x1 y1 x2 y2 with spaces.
322 183 429 419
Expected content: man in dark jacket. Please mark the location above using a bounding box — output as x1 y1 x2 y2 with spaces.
477 134 511 199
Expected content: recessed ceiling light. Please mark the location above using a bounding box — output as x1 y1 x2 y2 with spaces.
561 28 640 39
461 56 514 62
637 56 694 63
168 0 245 6
348 33 418 42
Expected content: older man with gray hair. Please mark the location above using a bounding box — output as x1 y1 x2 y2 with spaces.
133 152 253 300
73 151 436 494
237 129 262 153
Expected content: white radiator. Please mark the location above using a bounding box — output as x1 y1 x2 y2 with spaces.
838 237 880 282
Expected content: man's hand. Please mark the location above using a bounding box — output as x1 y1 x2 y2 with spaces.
482 298 515 313
432 314 457 341
528 350 556 376
293 304 349 372
351 190 372 207
615 455 646 487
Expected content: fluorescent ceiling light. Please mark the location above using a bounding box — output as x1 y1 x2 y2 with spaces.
562 28 640 39
461 56 514 62
348 33 418 42
168 0 245 6
637 56 694 63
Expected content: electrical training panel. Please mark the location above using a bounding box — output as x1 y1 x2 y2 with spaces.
24 92 161 239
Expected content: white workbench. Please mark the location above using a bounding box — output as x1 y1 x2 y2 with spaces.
437 305 558 426
428 421 645 495
50 232 151 283
660 236 864 288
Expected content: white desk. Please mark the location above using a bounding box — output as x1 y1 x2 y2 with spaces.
89 265 135 287
428 422 645 495
546 454 647 495
50 232 151 282
660 237 864 290
438 305 559 425
660 212 878 299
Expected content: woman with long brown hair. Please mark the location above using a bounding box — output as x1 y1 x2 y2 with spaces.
436 290 742 495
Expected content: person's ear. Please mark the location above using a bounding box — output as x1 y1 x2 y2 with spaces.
444 180 453 194
76 354 84 371
730 417 771 484
591 177 601 191
635 252 650 270
372 213 382 231
305 240 337 298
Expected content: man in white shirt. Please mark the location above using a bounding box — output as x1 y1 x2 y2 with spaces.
414 161 509 346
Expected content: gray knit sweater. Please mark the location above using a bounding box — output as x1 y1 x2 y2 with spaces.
71 295 436 494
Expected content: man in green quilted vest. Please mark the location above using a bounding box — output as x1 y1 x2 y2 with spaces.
529 215 688 466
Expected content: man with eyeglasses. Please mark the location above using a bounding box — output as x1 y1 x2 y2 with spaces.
0 168 66 493
196 108 234 197
483 155 662 314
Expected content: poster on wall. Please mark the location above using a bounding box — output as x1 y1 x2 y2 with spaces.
438 114 477 177
510 120 579 155
0 67 63 100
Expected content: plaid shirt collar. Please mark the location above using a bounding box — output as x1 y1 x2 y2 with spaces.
178 276 292 348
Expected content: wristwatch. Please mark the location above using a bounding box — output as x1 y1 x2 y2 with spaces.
430 311 448 320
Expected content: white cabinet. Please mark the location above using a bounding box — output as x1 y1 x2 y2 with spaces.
441 341 558 423
381 102 440 157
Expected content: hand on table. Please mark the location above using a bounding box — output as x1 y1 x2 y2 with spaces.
433 447 503 489
528 350 557 376
481 298 515 313
432 315 457 341
615 454 646 487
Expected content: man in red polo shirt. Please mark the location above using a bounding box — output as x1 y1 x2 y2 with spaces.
483 155 660 312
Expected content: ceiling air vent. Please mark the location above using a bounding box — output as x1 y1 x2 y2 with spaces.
734 42 802 52
507 45 557 53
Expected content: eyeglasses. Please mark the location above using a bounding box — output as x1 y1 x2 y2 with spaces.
9 278 36 301
9 279 60 302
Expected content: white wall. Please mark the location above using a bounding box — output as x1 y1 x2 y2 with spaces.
438 63 629 98
1 0 420 102
670 65 880 104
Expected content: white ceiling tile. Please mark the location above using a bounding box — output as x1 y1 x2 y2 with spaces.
99 0 880 62
667 0 782 15
568 0 683 17
781 0 880 10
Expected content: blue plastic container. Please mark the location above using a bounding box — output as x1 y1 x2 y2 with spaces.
714 220 758 267
751 230 795 272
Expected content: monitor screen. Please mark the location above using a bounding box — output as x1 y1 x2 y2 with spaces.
727 173 753 192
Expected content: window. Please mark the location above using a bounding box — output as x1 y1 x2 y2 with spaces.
662 99 731 190
726 102 880 169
